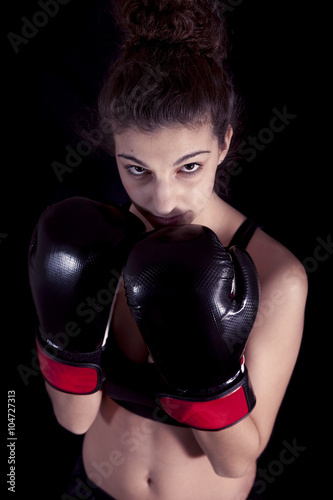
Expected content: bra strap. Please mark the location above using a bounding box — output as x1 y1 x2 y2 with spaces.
228 219 258 250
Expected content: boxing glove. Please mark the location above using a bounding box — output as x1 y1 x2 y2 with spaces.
123 225 260 430
28 197 144 394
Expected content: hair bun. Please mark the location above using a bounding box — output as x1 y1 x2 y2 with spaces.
116 0 228 59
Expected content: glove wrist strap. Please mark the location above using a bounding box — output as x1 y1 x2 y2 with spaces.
36 331 103 395
158 366 256 431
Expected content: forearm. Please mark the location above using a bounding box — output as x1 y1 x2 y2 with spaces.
45 382 102 435
193 414 261 478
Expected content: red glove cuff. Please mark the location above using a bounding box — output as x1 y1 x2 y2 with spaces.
159 367 256 431
36 339 103 395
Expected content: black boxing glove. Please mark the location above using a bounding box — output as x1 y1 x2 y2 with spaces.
123 225 260 430
28 197 144 394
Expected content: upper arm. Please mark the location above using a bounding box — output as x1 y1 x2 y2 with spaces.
245 231 308 453
45 382 102 435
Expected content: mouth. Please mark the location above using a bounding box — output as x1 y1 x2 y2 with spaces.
130 202 189 228
148 213 186 227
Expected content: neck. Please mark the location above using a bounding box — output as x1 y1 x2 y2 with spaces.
193 194 245 247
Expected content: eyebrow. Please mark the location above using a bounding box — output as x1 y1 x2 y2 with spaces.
117 151 211 168
174 151 211 166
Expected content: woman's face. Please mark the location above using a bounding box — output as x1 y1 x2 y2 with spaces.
114 123 232 229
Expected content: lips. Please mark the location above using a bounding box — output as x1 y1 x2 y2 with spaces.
148 213 185 227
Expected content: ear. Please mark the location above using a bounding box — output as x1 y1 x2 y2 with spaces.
218 126 233 164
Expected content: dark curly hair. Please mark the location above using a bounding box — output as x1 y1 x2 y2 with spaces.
90 0 244 197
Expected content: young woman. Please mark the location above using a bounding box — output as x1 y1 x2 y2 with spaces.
29 1 308 499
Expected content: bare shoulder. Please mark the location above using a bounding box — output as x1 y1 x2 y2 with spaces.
248 227 308 300
244 228 308 448
246 227 308 353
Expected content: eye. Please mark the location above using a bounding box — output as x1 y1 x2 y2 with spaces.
125 166 149 177
179 163 202 175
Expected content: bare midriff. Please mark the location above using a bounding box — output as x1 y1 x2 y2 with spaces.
83 395 256 500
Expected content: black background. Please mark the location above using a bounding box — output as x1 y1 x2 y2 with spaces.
2 1 329 499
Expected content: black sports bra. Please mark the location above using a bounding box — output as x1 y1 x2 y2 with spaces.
228 218 258 250
103 218 259 426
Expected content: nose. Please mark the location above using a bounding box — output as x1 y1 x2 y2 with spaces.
152 179 178 216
